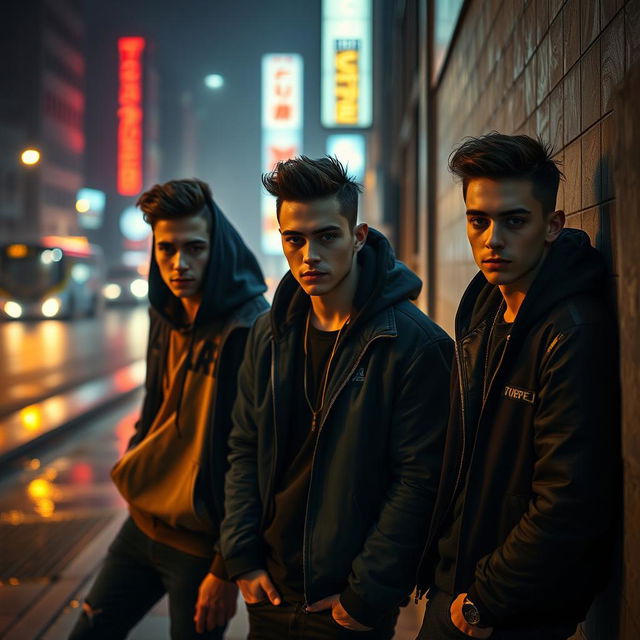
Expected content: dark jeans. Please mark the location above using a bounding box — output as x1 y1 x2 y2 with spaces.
416 589 577 640
68 517 225 640
247 599 398 639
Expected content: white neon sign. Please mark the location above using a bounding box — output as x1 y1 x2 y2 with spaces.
261 54 304 255
322 0 372 128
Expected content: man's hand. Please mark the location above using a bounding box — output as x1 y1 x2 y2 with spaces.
449 593 493 639
193 573 238 633
306 594 373 631
236 569 281 605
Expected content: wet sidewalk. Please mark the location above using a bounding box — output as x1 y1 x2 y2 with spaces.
0 361 145 467
0 392 425 639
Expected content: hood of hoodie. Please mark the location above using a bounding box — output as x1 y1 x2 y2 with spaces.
270 227 422 339
147 197 267 330
455 228 608 339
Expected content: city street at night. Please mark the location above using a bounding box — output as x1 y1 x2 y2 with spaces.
0 396 424 638
0 307 148 419
0 307 424 639
1 0 638 638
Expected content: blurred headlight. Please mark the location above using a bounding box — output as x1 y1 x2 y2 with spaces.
130 278 148 298
103 283 122 300
3 301 23 318
41 297 61 318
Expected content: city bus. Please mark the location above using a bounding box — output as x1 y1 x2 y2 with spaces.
0 236 105 320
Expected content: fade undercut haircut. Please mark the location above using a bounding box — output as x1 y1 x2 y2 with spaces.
262 155 362 228
449 133 563 214
137 178 213 229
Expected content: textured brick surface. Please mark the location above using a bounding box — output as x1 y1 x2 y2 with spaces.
582 41 602 128
564 63 582 142
626 0 640 68
581 123 601 207
600 112 615 199
601 13 625 113
564 0 582 71
582 0 602 52
550 13 565 89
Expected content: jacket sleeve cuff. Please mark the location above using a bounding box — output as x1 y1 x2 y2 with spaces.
223 549 265 582
339 586 388 628
467 584 498 628
209 552 229 581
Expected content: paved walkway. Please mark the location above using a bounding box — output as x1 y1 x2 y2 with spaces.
0 392 425 639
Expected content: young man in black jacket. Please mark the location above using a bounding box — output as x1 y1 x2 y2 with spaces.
416 134 619 640
69 179 268 639
218 156 453 639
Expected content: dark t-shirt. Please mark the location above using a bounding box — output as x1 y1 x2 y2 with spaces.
434 318 512 594
263 324 340 601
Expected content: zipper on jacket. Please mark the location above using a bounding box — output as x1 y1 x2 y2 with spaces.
451 340 468 509
451 331 511 590
546 332 562 354
301 333 394 607
480 333 511 410
261 343 279 530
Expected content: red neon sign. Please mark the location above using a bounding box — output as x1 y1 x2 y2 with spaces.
117 37 145 196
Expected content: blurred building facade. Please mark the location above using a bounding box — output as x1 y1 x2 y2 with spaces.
378 0 639 638
0 0 85 241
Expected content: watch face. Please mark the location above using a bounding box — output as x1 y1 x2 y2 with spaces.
462 602 481 626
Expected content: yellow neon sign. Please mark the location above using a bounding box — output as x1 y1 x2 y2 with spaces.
335 49 359 125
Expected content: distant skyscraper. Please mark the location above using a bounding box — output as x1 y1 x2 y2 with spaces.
0 0 86 240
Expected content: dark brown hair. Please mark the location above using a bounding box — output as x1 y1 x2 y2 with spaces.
261 155 362 227
449 133 563 214
137 179 212 229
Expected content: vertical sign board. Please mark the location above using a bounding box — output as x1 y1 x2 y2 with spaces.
261 54 303 255
321 0 372 128
117 37 145 196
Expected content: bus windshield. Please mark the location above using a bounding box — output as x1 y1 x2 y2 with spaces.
0 245 65 299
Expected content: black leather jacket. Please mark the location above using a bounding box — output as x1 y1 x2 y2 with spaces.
417 229 620 628
220 230 453 627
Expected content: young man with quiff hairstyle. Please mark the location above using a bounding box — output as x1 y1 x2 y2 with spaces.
218 156 453 639
416 134 619 640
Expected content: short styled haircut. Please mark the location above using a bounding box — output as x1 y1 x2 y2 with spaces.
137 178 212 229
261 155 362 228
449 133 563 214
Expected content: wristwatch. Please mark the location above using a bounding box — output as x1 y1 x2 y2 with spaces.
461 596 482 626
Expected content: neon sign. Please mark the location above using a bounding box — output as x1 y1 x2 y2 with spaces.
117 37 145 196
335 42 360 125
322 0 372 128
261 54 304 255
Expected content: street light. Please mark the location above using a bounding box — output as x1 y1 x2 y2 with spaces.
76 198 91 213
21 148 41 166
204 74 224 90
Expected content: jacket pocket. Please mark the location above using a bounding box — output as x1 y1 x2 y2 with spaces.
245 598 272 608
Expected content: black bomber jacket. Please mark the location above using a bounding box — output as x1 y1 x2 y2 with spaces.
220 229 454 627
417 229 620 628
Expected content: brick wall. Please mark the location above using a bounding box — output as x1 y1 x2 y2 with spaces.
431 0 639 636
